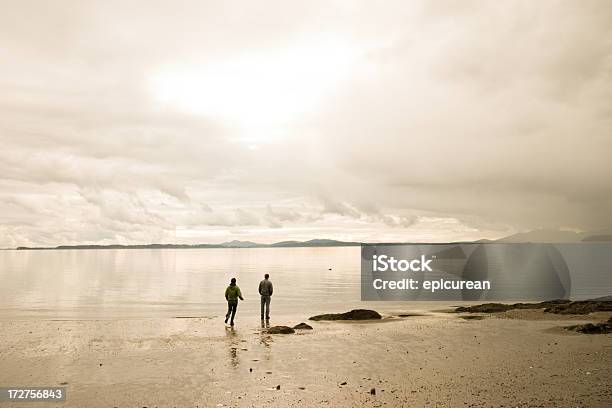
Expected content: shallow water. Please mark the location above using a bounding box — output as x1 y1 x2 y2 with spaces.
0 247 369 319
0 246 609 320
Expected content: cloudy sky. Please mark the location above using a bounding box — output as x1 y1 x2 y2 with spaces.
1 0 611 247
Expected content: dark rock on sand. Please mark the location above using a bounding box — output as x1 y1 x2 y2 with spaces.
459 315 486 320
267 326 295 334
293 322 313 330
456 303 515 313
309 309 382 321
565 318 612 334
455 299 569 313
544 301 612 314
455 299 612 315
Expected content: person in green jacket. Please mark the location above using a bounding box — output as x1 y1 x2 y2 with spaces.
224 277 244 326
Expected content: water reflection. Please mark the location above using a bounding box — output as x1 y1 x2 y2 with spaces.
258 320 273 350
224 326 239 368
2 245 609 319
0 247 360 319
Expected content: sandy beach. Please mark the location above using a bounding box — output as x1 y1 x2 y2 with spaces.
1 306 610 407
3 0 612 406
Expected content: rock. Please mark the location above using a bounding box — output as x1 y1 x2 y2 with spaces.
293 322 313 330
249 368 252 372
309 309 382 321
454 299 612 315
455 303 515 313
340 382 347 386
370 388 376 395
565 318 612 334
276 385 281 390
545 301 612 315
267 326 295 334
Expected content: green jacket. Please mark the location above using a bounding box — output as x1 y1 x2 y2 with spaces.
225 285 243 301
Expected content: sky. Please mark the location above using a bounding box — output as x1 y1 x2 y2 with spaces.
1 0 611 247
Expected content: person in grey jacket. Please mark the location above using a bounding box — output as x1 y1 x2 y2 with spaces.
258 273 273 320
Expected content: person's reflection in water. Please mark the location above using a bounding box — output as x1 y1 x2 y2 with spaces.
225 325 240 368
259 319 272 349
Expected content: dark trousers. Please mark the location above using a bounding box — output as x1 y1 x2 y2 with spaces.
226 300 238 324
260 295 271 319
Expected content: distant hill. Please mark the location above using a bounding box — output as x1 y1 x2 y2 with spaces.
496 228 612 243
18 243 217 250
219 240 262 248
16 238 361 250
582 234 612 242
269 240 301 247
272 239 361 247
14 230 612 250
496 229 586 243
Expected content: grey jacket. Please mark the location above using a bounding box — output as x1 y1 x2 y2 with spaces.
258 279 273 296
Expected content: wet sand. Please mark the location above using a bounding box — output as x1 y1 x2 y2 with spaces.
0 308 610 407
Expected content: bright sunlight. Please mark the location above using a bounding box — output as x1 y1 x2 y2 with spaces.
150 37 362 143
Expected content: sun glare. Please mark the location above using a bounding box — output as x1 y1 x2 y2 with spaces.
150 38 361 142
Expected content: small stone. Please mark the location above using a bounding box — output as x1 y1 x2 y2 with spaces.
370 388 376 395
268 326 295 334
276 385 281 390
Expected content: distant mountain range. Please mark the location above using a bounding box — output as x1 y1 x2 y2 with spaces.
13 229 612 250
15 238 362 250
489 228 612 243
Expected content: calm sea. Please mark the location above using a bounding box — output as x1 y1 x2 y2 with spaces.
0 247 366 319
0 245 609 320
